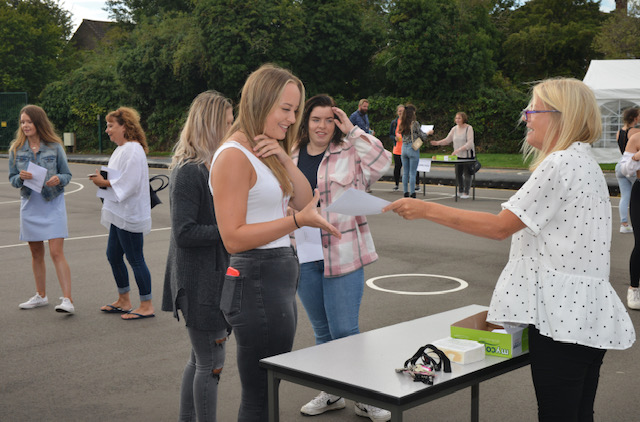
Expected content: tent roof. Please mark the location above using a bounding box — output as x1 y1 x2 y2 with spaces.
583 60 640 102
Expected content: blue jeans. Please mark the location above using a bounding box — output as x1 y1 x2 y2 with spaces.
179 326 228 422
220 247 299 422
401 143 420 194
297 262 364 345
106 224 152 301
615 162 636 223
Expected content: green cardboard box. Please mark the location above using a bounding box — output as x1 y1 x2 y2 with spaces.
450 311 529 358
432 155 458 161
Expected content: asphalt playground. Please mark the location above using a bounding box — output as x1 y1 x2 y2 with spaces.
1 158 638 421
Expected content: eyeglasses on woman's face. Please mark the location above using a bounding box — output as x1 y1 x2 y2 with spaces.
521 109 560 122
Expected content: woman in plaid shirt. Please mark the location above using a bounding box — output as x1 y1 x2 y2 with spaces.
292 95 392 421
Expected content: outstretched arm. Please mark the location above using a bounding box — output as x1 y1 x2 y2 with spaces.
382 198 525 240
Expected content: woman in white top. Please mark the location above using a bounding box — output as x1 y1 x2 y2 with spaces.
209 64 339 421
430 112 475 198
620 129 640 309
386 78 635 421
90 107 154 320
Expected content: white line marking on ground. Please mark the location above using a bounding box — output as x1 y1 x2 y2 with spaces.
366 274 469 296
0 227 171 249
0 181 84 205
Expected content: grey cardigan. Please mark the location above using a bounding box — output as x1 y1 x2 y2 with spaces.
161 162 229 332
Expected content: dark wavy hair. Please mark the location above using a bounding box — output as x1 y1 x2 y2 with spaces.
297 94 343 150
398 104 417 135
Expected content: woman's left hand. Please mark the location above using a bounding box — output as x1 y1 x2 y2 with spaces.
254 135 290 163
45 175 60 187
332 107 354 135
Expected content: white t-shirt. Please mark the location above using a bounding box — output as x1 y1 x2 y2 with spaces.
210 141 290 249
100 142 151 234
488 142 635 350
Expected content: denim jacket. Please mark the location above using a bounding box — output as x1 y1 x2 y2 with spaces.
8 141 72 201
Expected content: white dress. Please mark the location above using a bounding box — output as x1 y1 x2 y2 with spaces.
487 142 635 350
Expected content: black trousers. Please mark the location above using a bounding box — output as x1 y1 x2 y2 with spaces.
629 180 640 287
528 325 606 422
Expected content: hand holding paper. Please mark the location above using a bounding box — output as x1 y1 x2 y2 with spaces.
324 188 391 216
23 162 47 194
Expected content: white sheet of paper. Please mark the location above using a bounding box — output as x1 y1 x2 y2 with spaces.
24 162 47 193
421 125 434 133
417 158 432 172
96 166 122 202
324 188 390 216
294 226 324 264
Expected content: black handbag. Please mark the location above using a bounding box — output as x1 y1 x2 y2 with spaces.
149 174 169 209
468 150 481 175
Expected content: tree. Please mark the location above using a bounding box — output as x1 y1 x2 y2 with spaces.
593 1 640 59
499 0 605 81
0 0 72 99
375 0 498 101
296 0 386 97
195 0 308 100
105 0 193 23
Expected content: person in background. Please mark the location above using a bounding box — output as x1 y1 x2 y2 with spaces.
209 64 340 422
386 78 635 421
614 107 640 233
389 104 404 191
398 104 432 198
620 129 640 310
9 105 74 314
91 107 153 320
349 98 374 135
430 112 475 199
162 91 233 421
292 94 392 421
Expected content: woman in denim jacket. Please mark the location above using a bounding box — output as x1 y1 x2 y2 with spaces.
8 105 74 314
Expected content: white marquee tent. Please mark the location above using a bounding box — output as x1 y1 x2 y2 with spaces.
583 59 640 154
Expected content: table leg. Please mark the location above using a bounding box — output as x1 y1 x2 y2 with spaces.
471 383 479 422
267 370 280 422
390 408 403 422
472 171 476 200
454 168 459 202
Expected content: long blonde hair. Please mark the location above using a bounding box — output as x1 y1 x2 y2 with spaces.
223 63 305 197
9 105 62 156
524 78 601 170
106 107 149 153
171 91 232 169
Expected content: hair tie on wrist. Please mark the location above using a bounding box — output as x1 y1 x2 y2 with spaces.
293 212 301 229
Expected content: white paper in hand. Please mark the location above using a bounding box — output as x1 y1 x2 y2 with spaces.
24 162 47 193
324 188 390 216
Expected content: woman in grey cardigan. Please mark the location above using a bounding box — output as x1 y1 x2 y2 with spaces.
162 91 234 422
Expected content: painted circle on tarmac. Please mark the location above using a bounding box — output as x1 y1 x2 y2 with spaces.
366 274 468 296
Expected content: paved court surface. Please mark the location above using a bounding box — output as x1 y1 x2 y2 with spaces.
1 159 638 421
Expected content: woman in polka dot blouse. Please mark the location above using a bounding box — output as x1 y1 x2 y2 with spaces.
384 77 635 422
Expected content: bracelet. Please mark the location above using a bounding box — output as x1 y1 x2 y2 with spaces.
293 212 301 229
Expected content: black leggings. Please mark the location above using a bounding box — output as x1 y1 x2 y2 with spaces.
529 326 606 422
630 181 640 287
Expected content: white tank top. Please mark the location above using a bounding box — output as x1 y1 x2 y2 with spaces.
210 141 291 249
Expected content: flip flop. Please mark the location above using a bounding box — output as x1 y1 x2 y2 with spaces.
101 304 132 314
122 312 155 321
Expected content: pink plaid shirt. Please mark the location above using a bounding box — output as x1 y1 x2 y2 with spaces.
292 127 392 277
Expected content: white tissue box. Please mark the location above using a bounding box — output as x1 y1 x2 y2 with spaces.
432 337 485 364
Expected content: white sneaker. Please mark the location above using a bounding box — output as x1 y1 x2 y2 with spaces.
354 402 391 422
620 224 633 234
300 391 345 416
55 297 75 314
460 193 470 199
628 287 640 310
19 293 48 309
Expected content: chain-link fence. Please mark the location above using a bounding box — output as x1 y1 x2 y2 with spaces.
0 93 28 151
